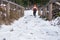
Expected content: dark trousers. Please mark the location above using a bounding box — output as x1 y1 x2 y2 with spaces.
33 11 36 17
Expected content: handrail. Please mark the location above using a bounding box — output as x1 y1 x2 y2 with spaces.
2 0 24 9
46 0 57 7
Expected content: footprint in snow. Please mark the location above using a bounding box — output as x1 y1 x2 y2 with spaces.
58 39 60 40
3 38 6 40
25 21 28 24
30 33 34 35
46 31 58 36
10 28 14 32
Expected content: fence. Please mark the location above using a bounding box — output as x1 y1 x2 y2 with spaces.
38 0 60 21
0 0 24 25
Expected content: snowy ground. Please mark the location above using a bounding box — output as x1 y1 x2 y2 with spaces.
0 10 60 40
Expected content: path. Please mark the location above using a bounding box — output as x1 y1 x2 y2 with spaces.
0 10 60 40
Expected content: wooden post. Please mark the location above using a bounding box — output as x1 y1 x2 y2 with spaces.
42 7 47 18
38 9 40 16
18 9 21 18
48 3 52 21
21 7 24 17
6 2 10 19
0 0 2 4
38 8 42 17
0 0 3 4
0 12 2 20
44 7 47 18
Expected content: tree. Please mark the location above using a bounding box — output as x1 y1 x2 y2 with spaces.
8 0 50 7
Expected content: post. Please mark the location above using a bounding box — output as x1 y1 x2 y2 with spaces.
18 9 21 18
44 7 47 18
0 0 3 4
42 7 47 18
6 2 10 19
38 9 40 16
38 8 42 17
0 0 2 4
48 3 52 21
21 7 24 17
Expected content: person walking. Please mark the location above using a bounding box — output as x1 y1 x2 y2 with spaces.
33 4 38 17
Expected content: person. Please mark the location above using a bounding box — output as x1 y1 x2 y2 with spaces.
33 4 38 17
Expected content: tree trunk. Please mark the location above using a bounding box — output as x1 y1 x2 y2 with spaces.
28 0 30 9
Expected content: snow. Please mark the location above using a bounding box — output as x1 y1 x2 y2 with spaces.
0 10 60 40
50 17 60 26
0 4 6 6
56 2 60 6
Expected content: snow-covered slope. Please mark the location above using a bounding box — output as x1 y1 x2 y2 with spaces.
0 10 60 40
